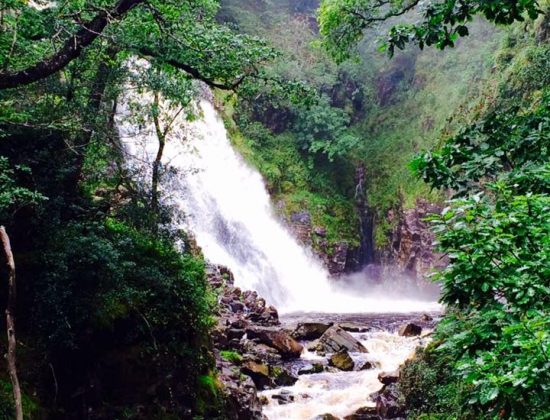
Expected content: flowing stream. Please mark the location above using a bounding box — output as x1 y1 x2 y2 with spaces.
116 84 440 418
260 313 437 419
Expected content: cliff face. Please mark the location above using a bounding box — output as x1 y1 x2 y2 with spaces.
382 199 447 279
286 209 351 275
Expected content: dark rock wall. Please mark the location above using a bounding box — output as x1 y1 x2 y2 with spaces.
382 199 447 278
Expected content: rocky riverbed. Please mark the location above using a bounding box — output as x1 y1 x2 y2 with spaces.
207 264 440 420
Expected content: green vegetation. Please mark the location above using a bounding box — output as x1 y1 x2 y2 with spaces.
219 0 503 253
0 0 548 418
220 350 244 364
398 12 550 419
0 0 284 417
318 0 542 60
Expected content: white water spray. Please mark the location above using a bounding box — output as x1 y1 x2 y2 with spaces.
116 84 440 314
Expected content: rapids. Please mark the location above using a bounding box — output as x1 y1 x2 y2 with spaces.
261 313 436 419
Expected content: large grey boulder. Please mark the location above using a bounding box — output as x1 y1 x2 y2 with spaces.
316 326 368 353
398 323 422 337
291 322 333 340
246 327 303 359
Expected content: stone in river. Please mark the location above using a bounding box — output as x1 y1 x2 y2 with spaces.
311 414 341 420
246 326 303 359
378 369 400 385
240 361 272 390
316 326 368 353
344 405 379 420
298 363 324 375
271 366 299 387
272 390 294 405
398 323 422 337
292 322 333 340
329 350 355 371
339 323 370 333
358 361 375 371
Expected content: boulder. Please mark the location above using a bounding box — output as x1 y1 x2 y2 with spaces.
378 370 399 386
246 327 303 359
358 361 375 371
272 390 294 405
219 370 264 420
298 363 324 375
421 313 433 322
317 326 368 354
398 323 422 337
306 340 319 352
375 383 403 418
241 341 282 364
312 414 341 420
271 366 299 387
344 406 379 420
292 322 333 340
241 361 272 390
329 350 355 371
339 323 370 333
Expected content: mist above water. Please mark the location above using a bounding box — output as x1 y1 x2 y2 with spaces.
116 87 440 314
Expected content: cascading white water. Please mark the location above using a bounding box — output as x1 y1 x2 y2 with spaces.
116 83 440 313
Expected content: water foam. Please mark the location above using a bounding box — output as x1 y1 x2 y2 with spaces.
116 87 440 314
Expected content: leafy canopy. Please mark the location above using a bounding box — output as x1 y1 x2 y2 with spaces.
318 0 543 61
411 91 550 417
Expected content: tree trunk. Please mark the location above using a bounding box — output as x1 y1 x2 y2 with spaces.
151 93 166 217
0 226 23 420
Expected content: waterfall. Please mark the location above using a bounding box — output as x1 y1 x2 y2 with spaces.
115 85 440 314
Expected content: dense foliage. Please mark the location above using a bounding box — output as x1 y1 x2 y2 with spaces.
319 0 543 60
0 0 288 417
400 34 550 418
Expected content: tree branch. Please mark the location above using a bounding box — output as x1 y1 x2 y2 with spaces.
136 46 247 90
0 0 144 89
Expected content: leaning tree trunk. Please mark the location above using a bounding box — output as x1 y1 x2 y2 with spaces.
0 226 23 420
151 92 166 218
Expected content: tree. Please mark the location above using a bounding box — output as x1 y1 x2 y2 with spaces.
0 0 277 90
407 90 550 418
0 227 22 420
318 0 543 61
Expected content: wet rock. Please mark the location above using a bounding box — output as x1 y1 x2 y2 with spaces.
344 406 379 420
317 326 368 353
358 361 375 371
398 323 422 337
219 370 264 420
329 242 349 275
292 322 333 340
230 301 246 313
298 363 324 375
246 327 303 359
241 361 272 390
272 390 294 405
227 328 245 341
378 370 399 386
312 414 341 420
259 395 269 405
241 341 282 364
382 199 447 279
271 366 299 387
329 350 355 371
306 340 319 352
339 323 370 333
375 383 403 418
421 313 433 322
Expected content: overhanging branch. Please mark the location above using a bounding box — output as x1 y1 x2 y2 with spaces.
0 0 144 90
